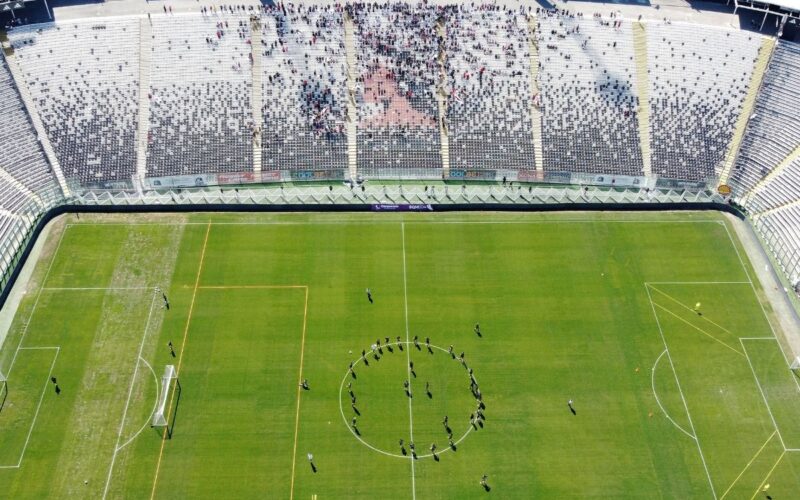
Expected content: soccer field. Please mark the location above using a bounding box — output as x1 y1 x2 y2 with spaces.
0 211 799 499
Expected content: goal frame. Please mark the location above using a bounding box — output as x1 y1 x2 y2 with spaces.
791 356 800 370
151 365 181 439
0 376 6 414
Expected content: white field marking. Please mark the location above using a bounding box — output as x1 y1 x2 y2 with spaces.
721 221 800 395
5 225 68 375
651 302 744 357
400 223 416 500
103 287 160 499
739 337 778 340
645 284 718 499
115 356 160 453
150 223 211 500
740 339 789 451
337 341 474 459
645 281 752 285
41 287 153 291
786 448 800 452
289 286 310 500
18 346 61 350
719 430 776 500
749 450 785 500
66 219 724 227
650 350 696 440
0 347 60 469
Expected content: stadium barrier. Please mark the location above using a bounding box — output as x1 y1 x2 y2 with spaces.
0 183 741 312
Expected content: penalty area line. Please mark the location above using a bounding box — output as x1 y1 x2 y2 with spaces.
740 340 788 451
0 347 60 469
103 288 160 499
645 284 718 499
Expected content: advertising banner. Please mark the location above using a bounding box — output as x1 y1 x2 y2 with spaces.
371 204 434 212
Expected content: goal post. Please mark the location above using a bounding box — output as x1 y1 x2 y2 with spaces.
0 370 6 413
790 356 800 370
151 365 181 438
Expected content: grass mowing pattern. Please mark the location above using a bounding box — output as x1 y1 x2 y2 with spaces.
0 212 799 498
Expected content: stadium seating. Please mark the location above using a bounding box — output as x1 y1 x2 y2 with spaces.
8 19 140 188
351 2 442 177
538 11 644 176
730 42 800 196
443 5 536 172
147 12 253 177
260 4 348 173
754 205 800 282
0 56 55 195
647 22 761 181
1 4 800 292
745 157 800 213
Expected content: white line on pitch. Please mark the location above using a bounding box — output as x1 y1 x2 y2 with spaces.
720 222 800 394
400 223 416 500
645 281 751 285
645 284 718 499
14 347 60 468
103 288 160 499
650 350 696 440
41 287 153 291
18 346 61 350
66 219 724 227
5 225 67 377
115 356 160 453
740 340 788 451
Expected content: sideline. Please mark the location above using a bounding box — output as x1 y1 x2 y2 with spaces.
726 214 800 361
0 216 61 353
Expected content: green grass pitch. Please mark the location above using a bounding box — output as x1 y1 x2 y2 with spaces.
1 211 799 498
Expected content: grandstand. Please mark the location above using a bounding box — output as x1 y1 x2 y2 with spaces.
0 0 797 289
3 1 800 497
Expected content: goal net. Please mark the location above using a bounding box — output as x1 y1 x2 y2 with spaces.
152 365 180 436
791 356 800 370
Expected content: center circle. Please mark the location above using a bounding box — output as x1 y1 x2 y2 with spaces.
339 341 480 459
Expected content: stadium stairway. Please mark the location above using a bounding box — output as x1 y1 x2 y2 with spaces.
251 15 263 173
742 144 800 207
136 16 153 185
718 37 776 187
437 18 450 177
527 14 544 174
1 40 70 197
344 12 358 180
632 21 652 178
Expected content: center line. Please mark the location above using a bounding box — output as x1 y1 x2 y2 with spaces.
401 222 416 500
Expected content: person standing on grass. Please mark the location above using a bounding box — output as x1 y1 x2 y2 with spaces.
474 323 481 337
366 288 373 304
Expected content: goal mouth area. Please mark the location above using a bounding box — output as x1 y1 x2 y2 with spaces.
151 365 181 439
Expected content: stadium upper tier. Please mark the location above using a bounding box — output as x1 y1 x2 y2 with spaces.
1 3 800 281
5 2 795 188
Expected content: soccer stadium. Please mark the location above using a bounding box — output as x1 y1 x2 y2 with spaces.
1 0 800 497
